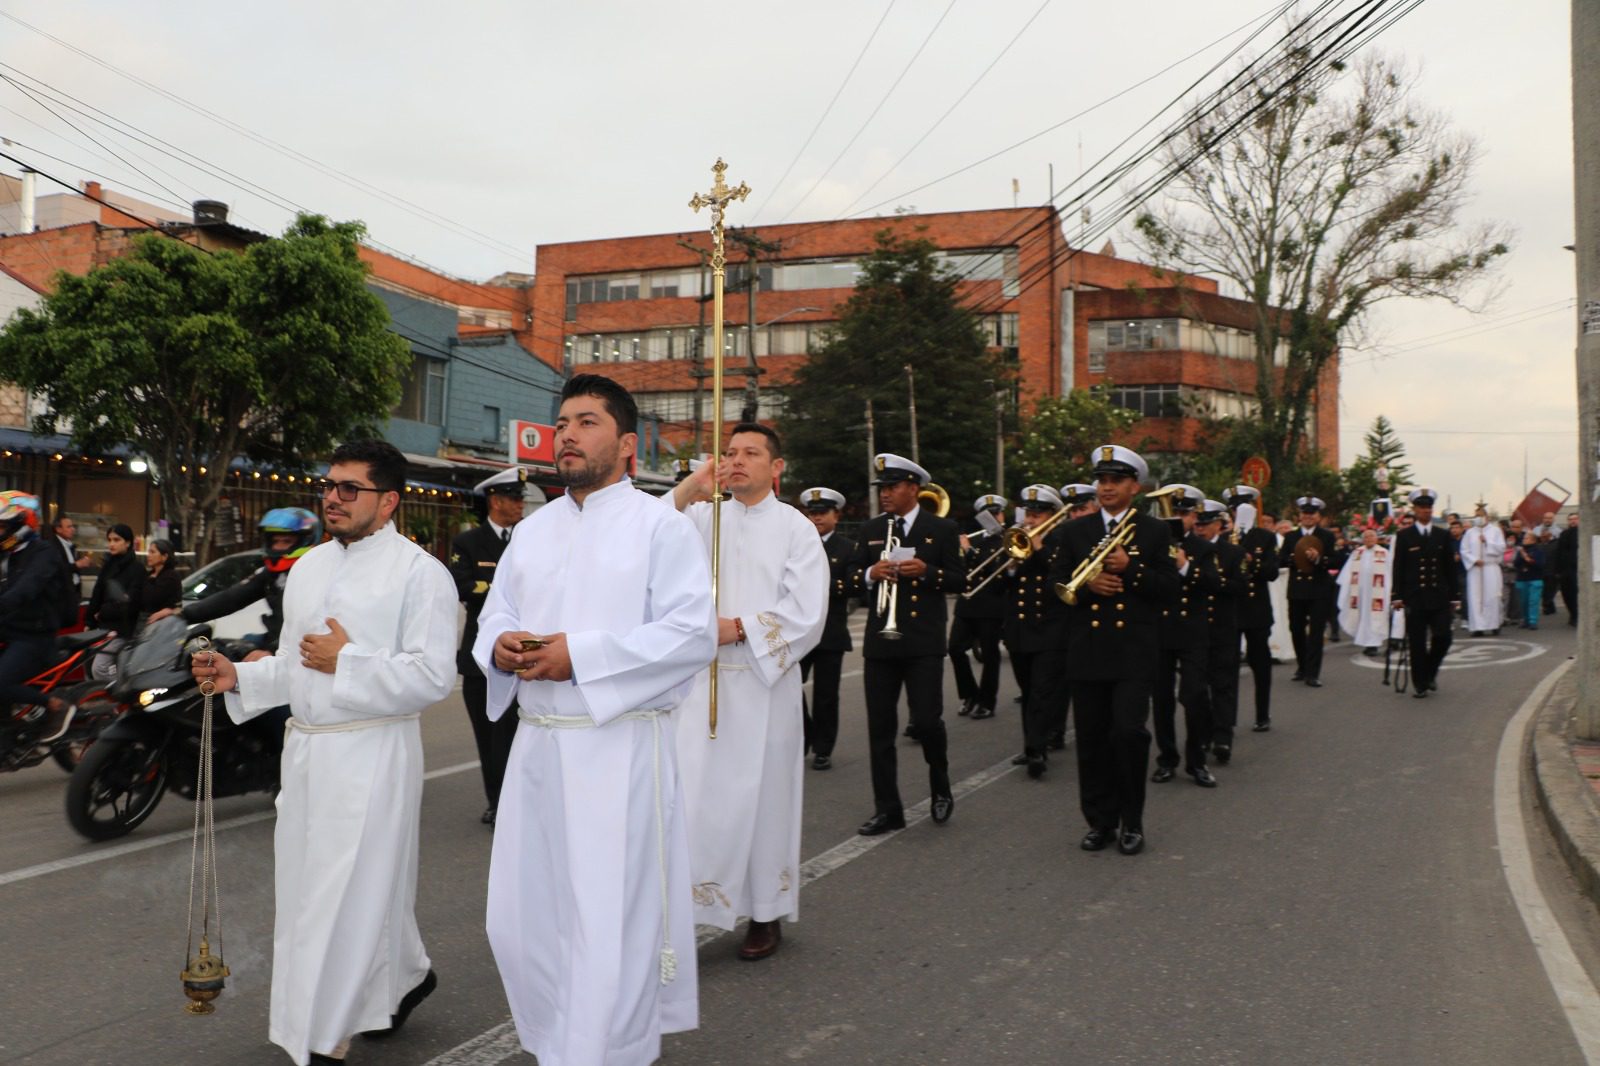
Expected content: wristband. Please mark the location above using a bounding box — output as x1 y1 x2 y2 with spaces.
734 618 746 644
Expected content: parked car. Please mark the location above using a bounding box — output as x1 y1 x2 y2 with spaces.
180 549 266 641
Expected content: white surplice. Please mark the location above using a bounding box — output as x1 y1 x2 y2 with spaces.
1460 524 1505 632
1268 533 1292 660
472 477 717 1066
674 494 827 930
224 522 458 1066
1336 544 1393 647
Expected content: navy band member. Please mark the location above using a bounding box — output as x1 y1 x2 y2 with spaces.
951 493 1008 720
1227 485 1280 739
1195 500 1245 763
1280 496 1338 687
799 487 855 769
1047 445 1179 856
1392 487 1460 698
450 466 529 825
848 454 965 835
1004 486 1070 778
1152 485 1220 788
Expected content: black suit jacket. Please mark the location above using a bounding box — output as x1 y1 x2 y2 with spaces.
450 522 512 675
1004 526 1070 654
1203 534 1245 638
815 531 856 653
1393 524 1458 611
1159 532 1220 650
1048 510 1179 681
1234 526 1280 630
1281 527 1338 601
848 509 965 659
954 526 1008 621
1557 525 1579 576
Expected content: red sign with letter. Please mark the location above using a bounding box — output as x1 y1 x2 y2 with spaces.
509 420 555 465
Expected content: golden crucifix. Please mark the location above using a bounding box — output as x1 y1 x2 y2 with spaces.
689 158 749 740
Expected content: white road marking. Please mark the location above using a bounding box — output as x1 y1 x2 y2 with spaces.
1351 639 1548 671
423 750 1029 1065
0 759 481 888
1494 658 1600 1063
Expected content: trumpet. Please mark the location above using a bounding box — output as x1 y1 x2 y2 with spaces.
876 516 904 640
1054 485 1182 605
962 508 1071 599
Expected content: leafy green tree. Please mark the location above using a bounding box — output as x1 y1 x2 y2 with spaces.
0 214 410 561
1132 45 1509 479
1008 386 1139 494
1342 414 1413 510
779 228 1010 508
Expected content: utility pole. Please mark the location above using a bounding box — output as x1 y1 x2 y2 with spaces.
994 388 1005 494
866 399 879 518
676 238 711 453
904 364 919 464
727 229 781 424
1574 0 1600 738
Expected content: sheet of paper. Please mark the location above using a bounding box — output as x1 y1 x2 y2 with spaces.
889 546 917 562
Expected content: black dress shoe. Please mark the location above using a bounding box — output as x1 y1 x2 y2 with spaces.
1151 766 1176 783
858 812 906 836
970 705 995 720
1117 829 1145 855
738 919 782 961
481 806 496 825
309 1055 343 1065
811 754 831 770
1412 688 1429 699
1081 828 1114 851
931 794 955 824
362 969 437 1038
1025 753 1047 779
1251 721 1271 733
1047 731 1067 751
957 698 974 717
1188 766 1218 788
1212 744 1232 765
903 725 919 740
1290 671 1306 682
1305 678 1323 688
1010 751 1030 766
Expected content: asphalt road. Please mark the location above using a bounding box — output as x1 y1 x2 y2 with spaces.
3 616 1598 1065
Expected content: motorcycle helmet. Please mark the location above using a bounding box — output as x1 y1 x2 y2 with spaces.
0 491 42 552
259 507 320 573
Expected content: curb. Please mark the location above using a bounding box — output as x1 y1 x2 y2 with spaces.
1530 668 1600 915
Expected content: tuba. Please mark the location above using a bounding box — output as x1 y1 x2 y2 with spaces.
918 482 951 518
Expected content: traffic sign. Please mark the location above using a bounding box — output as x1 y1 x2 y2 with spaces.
1241 456 1272 489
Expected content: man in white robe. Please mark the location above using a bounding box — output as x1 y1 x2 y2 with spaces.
1337 529 1393 653
1460 508 1506 635
474 374 717 1066
668 423 827 961
1267 516 1293 661
192 439 457 1066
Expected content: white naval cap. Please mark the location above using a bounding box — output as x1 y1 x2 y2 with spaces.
872 452 930 486
474 466 528 495
1019 484 1063 510
1165 484 1204 510
1295 496 1326 512
1060 483 1097 506
1407 487 1438 505
672 457 707 483
1195 499 1227 522
973 493 1007 512
800 486 846 510
1227 484 1262 505
1090 444 1149 485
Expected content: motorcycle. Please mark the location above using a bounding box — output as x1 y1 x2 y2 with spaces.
1 628 121 774
65 616 281 842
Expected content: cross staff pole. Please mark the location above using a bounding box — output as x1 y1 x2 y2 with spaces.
689 159 749 740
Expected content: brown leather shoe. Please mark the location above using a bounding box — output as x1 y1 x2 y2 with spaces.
738 919 782 961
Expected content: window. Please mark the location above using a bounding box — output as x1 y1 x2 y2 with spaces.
483 406 501 442
1108 384 1182 418
978 313 1019 348
394 354 446 425
562 323 827 364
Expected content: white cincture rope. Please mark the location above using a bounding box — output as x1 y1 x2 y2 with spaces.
518 708 678 985
285 712 420 734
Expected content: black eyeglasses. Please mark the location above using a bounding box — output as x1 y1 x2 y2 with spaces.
314 479 390 502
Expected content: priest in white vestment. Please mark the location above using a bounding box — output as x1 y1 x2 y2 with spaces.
668 424 827 961
193 440 458 1066
1460 510 1506 635
1337 529 1393 652
1268 519 1293 661
474 376 717 1066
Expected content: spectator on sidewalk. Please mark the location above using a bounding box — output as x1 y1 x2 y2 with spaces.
1513 532 1546 631
1539 513 1559 616
1557 513 1579 626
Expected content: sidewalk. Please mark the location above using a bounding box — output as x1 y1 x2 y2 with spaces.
1531 668 1600 912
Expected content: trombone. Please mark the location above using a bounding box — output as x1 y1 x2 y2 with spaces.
963 507 1072 599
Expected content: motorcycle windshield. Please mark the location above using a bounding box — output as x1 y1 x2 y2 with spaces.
121 615 193 677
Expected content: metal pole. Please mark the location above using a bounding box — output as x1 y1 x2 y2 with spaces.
744 248 760 422
866 399 879 518
905 364 919 464
995 389 1005 494
1574 0 1600 739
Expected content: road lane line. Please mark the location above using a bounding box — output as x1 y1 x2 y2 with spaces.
1495 658 1600 1063
423 750 1029 1065
0 759 481 888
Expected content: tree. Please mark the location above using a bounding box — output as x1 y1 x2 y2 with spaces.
1342 414 1413 509
1008 386 1140 493
779 228 1010 507
1132 43 1510 479
0 214 411 562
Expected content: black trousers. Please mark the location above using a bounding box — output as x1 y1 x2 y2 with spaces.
949 615 1002 711
1544 577 1559 612
1406 604 1454 691
802 648 844 757
1072 677 1153 832
1207 627 1242 746
1562 575 1579 622
1288 597 1331 680
461 670 519 810
1153 645 1210 771
1241 627 1273 725
1014 648 1069 754
0 633 53 708
864 655 950 816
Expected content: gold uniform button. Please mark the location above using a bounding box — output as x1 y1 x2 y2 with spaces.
910 611 919 618
1091 604 1100 612
1116 602 1125 611
1091 620 1100 628
1116 620 1125 629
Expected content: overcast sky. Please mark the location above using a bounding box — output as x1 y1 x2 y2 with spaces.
0 0 1578 513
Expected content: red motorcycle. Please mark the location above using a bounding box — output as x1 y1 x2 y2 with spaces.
1 628 121 773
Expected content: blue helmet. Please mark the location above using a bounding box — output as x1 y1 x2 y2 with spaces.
259 507 320 571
